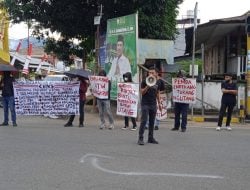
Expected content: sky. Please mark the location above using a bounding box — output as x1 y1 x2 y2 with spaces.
9 0 250 39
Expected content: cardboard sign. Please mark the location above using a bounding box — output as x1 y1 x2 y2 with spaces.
13 81 80 115
156 93 168 120
117 83 139 118
172 78 196 104
89 76 109 99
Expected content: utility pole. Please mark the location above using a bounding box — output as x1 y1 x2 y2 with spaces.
201 43 205 116
191 2 198 119
94 4 103 74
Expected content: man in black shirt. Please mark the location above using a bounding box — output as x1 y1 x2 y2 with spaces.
216 73 237 131
138 67 161 145
0 71 17 126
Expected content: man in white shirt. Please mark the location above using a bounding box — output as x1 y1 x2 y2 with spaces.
107 35 131 82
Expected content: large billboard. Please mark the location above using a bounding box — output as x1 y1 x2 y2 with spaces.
105 13 138 100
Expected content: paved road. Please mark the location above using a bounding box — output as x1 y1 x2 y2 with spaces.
0 109 249 190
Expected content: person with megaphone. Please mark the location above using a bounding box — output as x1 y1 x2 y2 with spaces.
137 67 162 145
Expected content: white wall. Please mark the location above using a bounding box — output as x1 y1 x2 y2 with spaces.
138 39 174 65
194 82 222 110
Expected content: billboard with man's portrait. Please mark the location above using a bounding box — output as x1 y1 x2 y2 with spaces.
105 13 138 100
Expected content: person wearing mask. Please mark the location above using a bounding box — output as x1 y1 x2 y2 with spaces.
216 73 237 131
121 72 137 131
0 71 17 127
171 70 189 132
137 67 161 145
64 77 88 127
96 70 115 130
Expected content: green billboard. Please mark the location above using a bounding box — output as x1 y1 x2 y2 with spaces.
105 13 138 100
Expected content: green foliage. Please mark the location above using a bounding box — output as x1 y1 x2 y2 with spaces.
175 58 203 75
4 0 183 63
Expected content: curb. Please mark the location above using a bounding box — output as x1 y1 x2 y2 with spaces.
192 116 239 123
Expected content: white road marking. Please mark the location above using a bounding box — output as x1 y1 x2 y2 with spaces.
80 153 224 179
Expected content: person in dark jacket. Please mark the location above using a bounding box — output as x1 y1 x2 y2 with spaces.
0 71 17 126
121 72 137 131
64 77 88 127
171 70 189 132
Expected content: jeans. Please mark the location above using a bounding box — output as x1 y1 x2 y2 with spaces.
174 102 189 129
218 103 235 127
97 99 114 125
2 96 16 124
124 116 137 127
145 118 160 128
139 104 157 140
68 100 85 125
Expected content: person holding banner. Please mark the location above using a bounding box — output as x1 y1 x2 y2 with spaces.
96 70 115 130
64 77 88 128
138 67 161 145
171 70 189 132
121 72 137 131
107 35 131 82
0 71 17 126
216 73 237 131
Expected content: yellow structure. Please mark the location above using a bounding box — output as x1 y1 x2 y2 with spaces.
0 7 10 63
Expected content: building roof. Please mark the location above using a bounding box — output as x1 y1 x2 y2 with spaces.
185 11 250 54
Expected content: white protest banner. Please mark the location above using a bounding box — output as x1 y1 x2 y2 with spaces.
117 83 139 118
89 76 109 99
13 81 80 115
156 93 168 120
172 78 196 104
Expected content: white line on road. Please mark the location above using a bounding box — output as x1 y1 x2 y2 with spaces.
80 153 224 179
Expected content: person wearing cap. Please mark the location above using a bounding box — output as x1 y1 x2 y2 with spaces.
216 73 237 131
171 70 189 132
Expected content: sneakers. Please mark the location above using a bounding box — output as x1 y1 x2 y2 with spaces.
13 123 18 127
154 126 159 130
216 126 232 131
226 126 232 131
79 124 84 128
64 123 73 127
108 124 114 130
148 138 159 144
131 126 137 131
99 124 105 129
181 128 186 132
216 127 221 131
171 127 179 131
137 139 144 145
0 122 8 126
122 126 128 130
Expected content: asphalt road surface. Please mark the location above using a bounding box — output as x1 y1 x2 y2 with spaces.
0 111 249 190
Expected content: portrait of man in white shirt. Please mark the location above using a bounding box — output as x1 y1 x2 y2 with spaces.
107 35 131 81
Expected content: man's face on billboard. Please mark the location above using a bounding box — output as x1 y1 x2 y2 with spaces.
116 41 124 57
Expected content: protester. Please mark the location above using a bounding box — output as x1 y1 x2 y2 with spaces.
64 77 88 127
121 72 137 131
171 70 189 132
96 70 115 130
0 71 17 126
145 73 165 130
137 67 161 145
216 73 237 131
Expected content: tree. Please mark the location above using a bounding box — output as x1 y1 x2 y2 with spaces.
4 0 183 63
